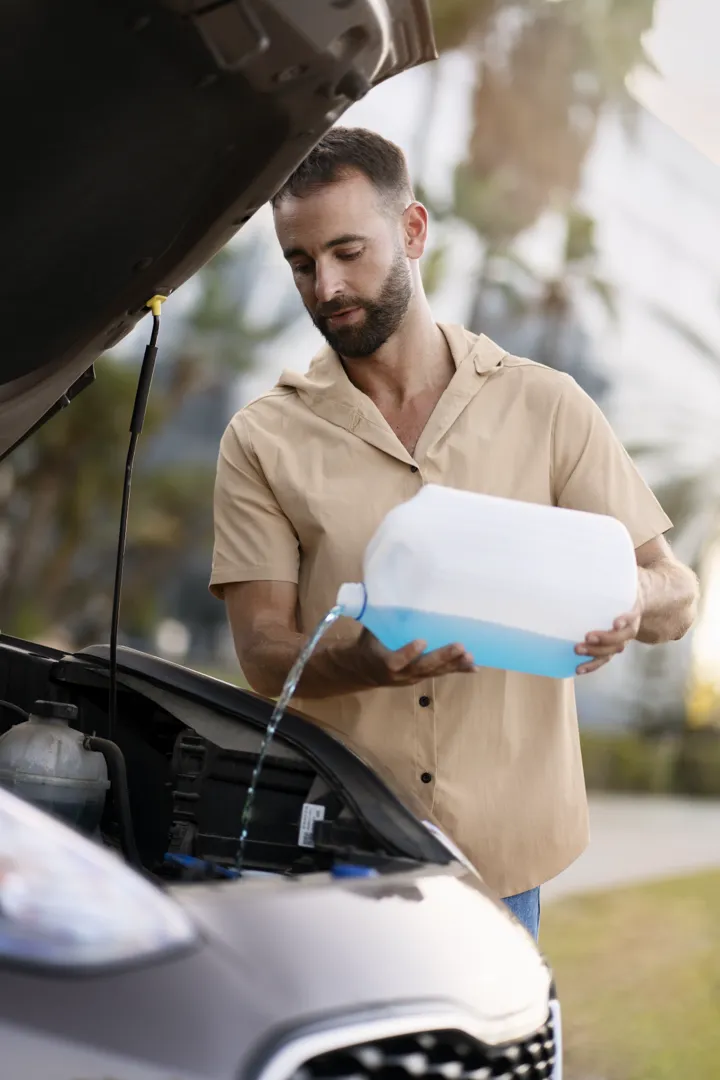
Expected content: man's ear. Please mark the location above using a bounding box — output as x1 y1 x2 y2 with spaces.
403 202 429 261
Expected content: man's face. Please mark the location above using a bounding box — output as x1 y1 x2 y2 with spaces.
273 170 413 358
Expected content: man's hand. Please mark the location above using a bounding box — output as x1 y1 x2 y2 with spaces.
225 580 476 699
575 569 647 675
347 629 476 687
575 600 642 676
574 538 699 676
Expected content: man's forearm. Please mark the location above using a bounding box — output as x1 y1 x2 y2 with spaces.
241 622 375 700
227 579 474 701
636 559 699 644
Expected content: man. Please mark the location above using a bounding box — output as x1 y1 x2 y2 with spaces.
210 127 698 939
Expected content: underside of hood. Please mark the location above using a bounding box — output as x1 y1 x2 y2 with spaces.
0 0 436 460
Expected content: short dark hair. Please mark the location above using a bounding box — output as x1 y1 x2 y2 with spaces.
271 127 413 212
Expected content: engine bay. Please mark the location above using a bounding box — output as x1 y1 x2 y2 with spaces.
0 634 450 885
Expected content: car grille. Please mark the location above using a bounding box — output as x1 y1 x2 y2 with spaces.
290 1013 556 1080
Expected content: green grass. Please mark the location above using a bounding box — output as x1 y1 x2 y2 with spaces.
542 870 720 1079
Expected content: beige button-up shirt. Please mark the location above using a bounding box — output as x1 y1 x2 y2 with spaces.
211 325 671 896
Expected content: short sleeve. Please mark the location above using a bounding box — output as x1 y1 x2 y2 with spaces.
552 376 672 548
209 412 299 598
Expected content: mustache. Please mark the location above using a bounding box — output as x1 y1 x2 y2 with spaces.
315 297 368 320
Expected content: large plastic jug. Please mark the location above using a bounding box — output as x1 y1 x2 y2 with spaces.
337 485 638 679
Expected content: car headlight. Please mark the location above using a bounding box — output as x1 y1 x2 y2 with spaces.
0 786 197 970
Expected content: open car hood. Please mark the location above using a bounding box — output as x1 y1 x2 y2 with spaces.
0 0 436 460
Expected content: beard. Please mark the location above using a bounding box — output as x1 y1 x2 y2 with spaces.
311 249 413 359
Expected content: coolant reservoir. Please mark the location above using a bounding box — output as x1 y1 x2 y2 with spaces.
337 485 638 679
0 700 109 831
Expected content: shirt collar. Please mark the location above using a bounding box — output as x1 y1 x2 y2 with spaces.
277 324 507 465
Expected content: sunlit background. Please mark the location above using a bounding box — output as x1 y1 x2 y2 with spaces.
2 3 720 1073
8 0 720 728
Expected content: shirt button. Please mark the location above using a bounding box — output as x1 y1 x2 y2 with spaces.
410 465 419 473
419 695 431 707
421 772 433 784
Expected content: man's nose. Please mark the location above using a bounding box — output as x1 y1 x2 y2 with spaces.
314 262 344 305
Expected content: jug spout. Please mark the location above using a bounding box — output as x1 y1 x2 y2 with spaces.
337 582 367 620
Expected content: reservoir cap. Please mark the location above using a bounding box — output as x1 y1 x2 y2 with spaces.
331 863 378 879
31 700 78 723
336 582 367 620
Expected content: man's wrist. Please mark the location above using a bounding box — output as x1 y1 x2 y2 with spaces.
322 638 378 691
635 565 651 617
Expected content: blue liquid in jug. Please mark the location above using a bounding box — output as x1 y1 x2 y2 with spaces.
361 606 580 680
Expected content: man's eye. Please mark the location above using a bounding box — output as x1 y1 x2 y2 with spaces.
292 263 313 276
337 250 362 262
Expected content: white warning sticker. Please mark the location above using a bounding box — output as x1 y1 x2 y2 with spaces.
298 803 326 848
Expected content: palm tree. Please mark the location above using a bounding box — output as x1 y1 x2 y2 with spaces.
424 0 658 314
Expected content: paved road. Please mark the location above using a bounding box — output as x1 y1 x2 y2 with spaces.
543 794 720 901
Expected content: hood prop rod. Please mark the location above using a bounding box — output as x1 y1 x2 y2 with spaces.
108 294 168 743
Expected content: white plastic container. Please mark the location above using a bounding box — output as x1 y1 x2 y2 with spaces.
337 485 638 679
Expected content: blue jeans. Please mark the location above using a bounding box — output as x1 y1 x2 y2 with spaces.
502 887 540 940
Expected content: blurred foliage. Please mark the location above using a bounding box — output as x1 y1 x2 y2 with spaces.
475 207 617 337
431 0 657 247
581 730 680 795
419 241 448 295
580 729 720 796
426 0 654 398
0 236 298 649
430 0 500 52
0 359 187 644
673 730 720 797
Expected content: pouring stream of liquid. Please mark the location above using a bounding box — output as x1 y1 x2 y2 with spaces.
236 605 344 869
